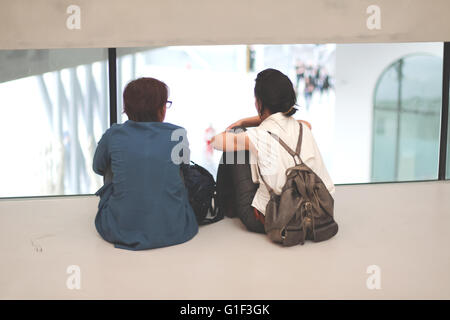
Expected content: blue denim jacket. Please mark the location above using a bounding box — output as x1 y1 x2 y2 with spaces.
93 120 198 250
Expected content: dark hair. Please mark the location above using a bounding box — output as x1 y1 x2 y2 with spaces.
254 68 297 116
123 77 168 122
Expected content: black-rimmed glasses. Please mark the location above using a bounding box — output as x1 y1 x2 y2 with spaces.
166 100 173 109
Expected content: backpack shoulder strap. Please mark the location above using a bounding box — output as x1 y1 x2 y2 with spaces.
256 164 275 195
267 122 303 164
256 122 304 194
295 122 303 157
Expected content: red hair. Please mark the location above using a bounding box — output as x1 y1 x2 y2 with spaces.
123 77 168 122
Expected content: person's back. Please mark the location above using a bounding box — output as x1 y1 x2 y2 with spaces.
246 112 335 216
93 78 198 250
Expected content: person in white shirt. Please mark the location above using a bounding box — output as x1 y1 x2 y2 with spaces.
211 68 335 233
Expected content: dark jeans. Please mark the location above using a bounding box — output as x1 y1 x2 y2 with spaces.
216 126 265 234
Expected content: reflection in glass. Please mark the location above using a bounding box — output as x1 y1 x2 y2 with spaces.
372 54 443 182
372 109 398 180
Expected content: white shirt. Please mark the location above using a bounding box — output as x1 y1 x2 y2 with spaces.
247 112 335 215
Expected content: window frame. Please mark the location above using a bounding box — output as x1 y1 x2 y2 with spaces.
370 52 444 183
439 42 450 180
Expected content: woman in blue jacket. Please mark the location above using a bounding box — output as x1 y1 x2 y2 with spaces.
93 77 198 250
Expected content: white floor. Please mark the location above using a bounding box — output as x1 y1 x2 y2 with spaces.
1 181 450 300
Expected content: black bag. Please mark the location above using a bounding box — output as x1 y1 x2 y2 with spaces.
180 161 223 225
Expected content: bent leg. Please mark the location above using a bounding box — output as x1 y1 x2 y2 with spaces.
221 126 265 234
231 160 265 234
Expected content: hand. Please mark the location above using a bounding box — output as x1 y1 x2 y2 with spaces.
226 120 243 131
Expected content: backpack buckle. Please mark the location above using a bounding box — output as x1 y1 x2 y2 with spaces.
304 201 312 211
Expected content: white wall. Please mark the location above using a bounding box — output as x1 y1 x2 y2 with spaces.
333 42 443 183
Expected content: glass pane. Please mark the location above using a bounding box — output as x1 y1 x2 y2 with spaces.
117 45 336 177
398 112 440 180
115 42 442 184
398 55 441 180
372 109 398 182
401 55 443 113
372 50 443 182
0 49 109 197
374 61 400 110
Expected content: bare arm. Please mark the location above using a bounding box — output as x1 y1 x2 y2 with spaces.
227 116 312 131
210 131 250 152
226 116 262 130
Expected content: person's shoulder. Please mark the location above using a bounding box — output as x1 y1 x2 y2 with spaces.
246 126 272 149
162 122 186 131
157 123 188 138
109 122 123 131
247 125 267 137
297 121 315 144
127 121 186 132
297 121 320 159
106 122 128 137
298 120 311 131
100 122 123 137
156 123 189 143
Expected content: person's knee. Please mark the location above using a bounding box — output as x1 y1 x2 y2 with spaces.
238 207 265 234
242 218 265 234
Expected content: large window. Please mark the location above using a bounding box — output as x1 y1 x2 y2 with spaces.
117 43 444 184
0 42 448 198
0 49 109 197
